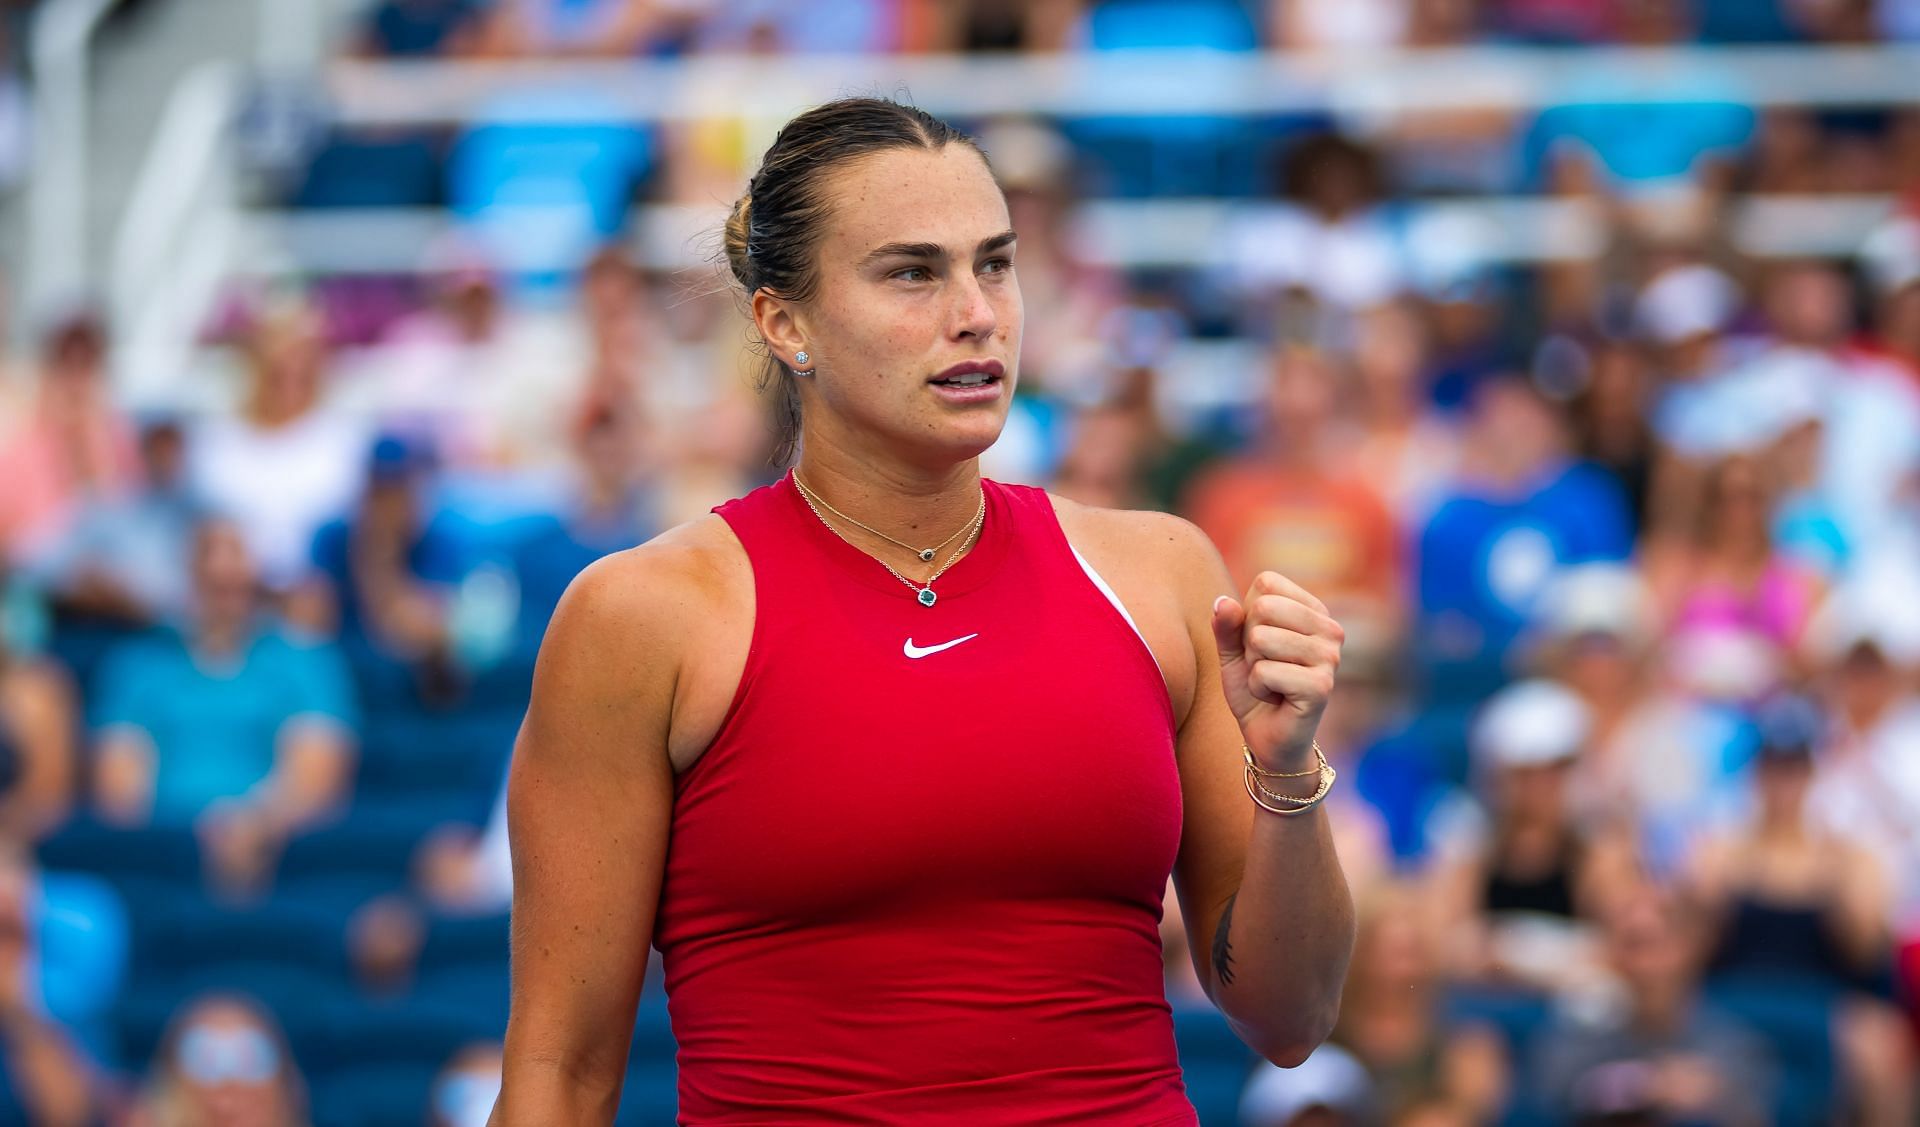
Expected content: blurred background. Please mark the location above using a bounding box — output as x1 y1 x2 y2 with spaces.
0 0 1917 1123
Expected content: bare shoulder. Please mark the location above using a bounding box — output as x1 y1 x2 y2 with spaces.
550 513 747 643
1047 492 1225 588
534 513 746 714
536 513 752 772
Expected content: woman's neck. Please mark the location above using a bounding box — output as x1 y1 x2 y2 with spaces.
792 439 986 564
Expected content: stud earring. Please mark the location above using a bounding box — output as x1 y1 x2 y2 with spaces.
792 350 814 376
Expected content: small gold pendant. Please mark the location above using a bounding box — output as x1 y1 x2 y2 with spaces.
918 549 935 562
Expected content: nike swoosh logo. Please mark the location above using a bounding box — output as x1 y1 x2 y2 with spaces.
903 633 979 659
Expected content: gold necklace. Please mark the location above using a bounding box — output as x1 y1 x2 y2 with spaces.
792 473 981 563
791 476 985 608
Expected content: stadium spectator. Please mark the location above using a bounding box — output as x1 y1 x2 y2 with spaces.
351 0 487 58
0 591 74 842
1246 880 1507 1124
1411 374 1634 728
506 402 657 666
90 519 357 897
348 252 584 471
0 845 102 1126
1561 338 1659 535
308 434 473 708
1268 0 1411 50
1429 679 1638 1000
1345 302 1463 530
1684 691 1917 1125
126 992 310 1127
1530 885 1774 1125
24 417 201 638
0 313 140 567
1237 1041 1372 1125
1224 133 1408 326
919 0 1083 51
1185 345 1404 662
468 0 705 58
1643 452 1827 668
188 302 370 594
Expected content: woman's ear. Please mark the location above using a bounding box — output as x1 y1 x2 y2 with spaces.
752 289 809 372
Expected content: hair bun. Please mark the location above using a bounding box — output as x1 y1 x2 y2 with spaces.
723 191 755 291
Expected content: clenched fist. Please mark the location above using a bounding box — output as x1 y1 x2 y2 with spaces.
1209 571 1345 771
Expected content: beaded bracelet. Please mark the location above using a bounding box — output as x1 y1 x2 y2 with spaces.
1242 741 1337 816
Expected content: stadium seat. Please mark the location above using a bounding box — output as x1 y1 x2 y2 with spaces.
114 962 339 1073
308 1060 438 1127
37 820 202 890
1170 998 1254 1126
127 893 351 980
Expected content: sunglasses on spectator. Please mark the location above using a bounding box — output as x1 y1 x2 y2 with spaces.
176 1025 280 1086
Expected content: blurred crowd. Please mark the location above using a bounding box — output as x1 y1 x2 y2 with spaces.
0 0 1916 1123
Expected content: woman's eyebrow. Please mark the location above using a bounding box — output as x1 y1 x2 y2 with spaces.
860 230 1018 266
861 241 944 265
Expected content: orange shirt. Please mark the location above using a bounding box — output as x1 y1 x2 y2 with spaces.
1183 459 1402 611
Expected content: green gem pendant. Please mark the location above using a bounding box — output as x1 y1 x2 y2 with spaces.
917 588 937 608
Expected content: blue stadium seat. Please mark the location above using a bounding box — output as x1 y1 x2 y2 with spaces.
128 894 351 980
37 820 201 890
616 1060 679 1127
309 1060 438 1127
1705 976 1836 1125
1063 0 1273 197
115 962 338 1073
278 796 480 892
305 995 500 1076
355 709 516 804
412 962 510 1035
1170 998 1254 1126
293 131 443 209
417 910 511 970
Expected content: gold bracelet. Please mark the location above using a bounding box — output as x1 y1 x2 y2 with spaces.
1242 741 1327 777
1242 743 1337 816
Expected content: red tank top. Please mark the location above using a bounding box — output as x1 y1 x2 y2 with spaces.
652 472 1196 1125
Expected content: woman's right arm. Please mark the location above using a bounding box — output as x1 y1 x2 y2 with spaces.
491 547 686 1124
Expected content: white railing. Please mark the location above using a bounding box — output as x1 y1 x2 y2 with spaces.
106 43 1920 401
228 192 1898 279
24 0 118 322
108 61 242 405
322 45 1920 126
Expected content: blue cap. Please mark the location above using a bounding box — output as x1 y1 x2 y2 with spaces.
1752 692 1823 761
368 434 433 483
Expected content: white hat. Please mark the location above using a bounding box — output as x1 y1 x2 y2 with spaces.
1532 563 1657 650
1635 264 1741 345
1804 568 1920 668
1664 626 1783 702
1473 678 1591 768
1861 216 1920 299
1238 1043 1372 1126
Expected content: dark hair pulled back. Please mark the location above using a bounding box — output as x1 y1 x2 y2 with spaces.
722 97 986 467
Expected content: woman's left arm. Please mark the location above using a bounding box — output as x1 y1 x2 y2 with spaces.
1162 519 1356 1066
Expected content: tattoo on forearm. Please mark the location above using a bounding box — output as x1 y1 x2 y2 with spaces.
1211 893 1238 989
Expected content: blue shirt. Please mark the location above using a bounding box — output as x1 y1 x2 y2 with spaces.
1415 460 1634 690
92 624 357 827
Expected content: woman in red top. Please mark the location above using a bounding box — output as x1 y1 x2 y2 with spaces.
492 97 1355 1124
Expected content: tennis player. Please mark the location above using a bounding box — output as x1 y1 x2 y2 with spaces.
491 96 1355 1125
